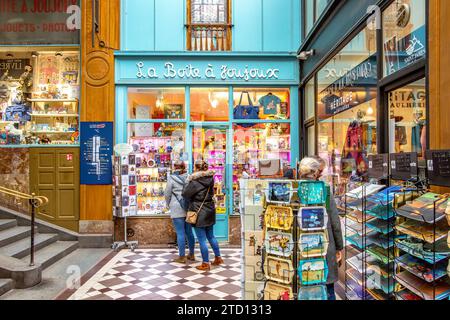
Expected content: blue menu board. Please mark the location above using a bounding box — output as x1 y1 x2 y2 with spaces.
80 122 113 185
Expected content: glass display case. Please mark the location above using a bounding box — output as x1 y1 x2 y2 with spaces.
0 49 80 146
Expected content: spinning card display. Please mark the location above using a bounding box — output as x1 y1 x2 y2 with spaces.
299 232 328 258
244 231 263 257
267 182 292 204
298 259 328 286
298 181 327 205
298 286 328 301
112 155 137 217
263 282 294 301
264 231 294 258
298 207 328 231
426 150 450 187
264 256 295 285
264 206 294 231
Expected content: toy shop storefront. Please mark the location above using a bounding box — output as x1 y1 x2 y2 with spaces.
0 1 81 231
114 54 300 244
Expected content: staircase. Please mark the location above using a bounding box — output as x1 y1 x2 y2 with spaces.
0 217 78 297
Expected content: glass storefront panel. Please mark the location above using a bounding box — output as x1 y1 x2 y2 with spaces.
127 122 186 216
232 122 291 214
192 126 228 213
128 88 185 120
0 48 80 146
317 24 377 195
307 125 315 156
383 0 426 77
305 78 315 120
233 88 290 120
388 78 426 158
190 88 229 122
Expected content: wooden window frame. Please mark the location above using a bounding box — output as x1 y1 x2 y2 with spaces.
186 0 232 51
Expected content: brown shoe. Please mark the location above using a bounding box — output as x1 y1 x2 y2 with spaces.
173 256 187 264
196 262 211 271
187 254 196 262
211 256 224 266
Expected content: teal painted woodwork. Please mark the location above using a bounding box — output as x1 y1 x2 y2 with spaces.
120 0 301 53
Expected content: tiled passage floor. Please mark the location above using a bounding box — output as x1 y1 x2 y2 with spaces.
67 248 242 300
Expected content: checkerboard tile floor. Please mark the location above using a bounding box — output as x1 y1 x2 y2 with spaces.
68 248 242 300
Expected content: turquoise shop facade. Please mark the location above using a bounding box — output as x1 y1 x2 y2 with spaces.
115 0 301 242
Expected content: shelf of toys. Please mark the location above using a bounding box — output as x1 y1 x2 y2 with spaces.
0 51 80 147
193 127 228 214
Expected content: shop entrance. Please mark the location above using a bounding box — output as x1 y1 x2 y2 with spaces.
191 125 230 241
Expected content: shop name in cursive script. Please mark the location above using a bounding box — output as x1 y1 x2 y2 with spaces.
135 62 280 81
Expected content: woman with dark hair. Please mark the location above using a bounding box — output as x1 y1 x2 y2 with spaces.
182 160 223 271
165 160 195 264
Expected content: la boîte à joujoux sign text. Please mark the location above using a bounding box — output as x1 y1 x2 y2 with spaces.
136 62 280 82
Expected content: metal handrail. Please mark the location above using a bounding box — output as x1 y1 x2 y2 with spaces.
0 186 49 267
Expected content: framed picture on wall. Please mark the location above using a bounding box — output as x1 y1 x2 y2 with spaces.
164 104 184 119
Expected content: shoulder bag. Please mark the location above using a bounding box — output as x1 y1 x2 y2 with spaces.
186 186 211 225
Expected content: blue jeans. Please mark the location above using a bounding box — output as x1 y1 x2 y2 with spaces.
326 284 336 301
194 226 221 263
172 218 195 257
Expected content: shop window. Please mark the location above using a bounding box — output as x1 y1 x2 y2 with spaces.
127 88 185 120
388 78 426 158
0 49 80 146
306 125 315 156
192 126 228 213
127 122 187 216
190 88 229 122
303 0 330 38
187 0 232 51
232 123 291 214
383 0 426 77
316 25 377 196
233 88 290 121
305 78 315 120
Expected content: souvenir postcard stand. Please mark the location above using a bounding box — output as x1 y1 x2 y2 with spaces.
112 154 138 252
296 181 329 300
392 150 450 300
263 204 296 300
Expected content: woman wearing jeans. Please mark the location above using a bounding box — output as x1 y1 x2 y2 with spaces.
165 161 195 264
182 161 223 271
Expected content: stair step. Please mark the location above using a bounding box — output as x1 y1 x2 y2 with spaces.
0 226 32 248
0 219 17 232
21 241 79 270
0 234 59 259
0 279 13 297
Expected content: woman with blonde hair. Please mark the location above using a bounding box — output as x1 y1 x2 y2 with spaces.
299 157 344 300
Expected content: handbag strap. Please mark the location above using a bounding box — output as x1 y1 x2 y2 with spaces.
196 186 211 214
238 91 253 107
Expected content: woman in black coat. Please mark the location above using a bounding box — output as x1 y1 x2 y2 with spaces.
182 161 223 271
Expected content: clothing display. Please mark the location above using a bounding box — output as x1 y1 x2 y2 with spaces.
259 93 281 116
342 120 370 175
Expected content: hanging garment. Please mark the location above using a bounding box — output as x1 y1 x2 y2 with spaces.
411 123 423 154
259 93 281 116
342 121 367 175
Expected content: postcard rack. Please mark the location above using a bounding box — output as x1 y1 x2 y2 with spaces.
393 185 450 300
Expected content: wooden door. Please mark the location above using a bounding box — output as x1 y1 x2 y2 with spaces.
30 148 80 232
